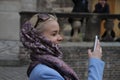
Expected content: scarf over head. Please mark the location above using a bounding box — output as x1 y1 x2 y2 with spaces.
20 13 79 80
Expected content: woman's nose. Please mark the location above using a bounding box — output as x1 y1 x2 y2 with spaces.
58 35 63 41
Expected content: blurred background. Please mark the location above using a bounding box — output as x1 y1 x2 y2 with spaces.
0 0 120 80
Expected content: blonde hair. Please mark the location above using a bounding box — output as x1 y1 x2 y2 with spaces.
29 14 57 33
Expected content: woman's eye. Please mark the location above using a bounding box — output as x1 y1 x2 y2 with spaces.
51 31 59 36
51 33 57 36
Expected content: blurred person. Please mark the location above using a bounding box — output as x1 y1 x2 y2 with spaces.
68 0 89 36
93 0 115 41
93 0 110 13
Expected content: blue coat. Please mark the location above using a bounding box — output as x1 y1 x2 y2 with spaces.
29 58 105 80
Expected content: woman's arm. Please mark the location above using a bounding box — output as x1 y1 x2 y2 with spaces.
88 40 105 80
88 58 105 80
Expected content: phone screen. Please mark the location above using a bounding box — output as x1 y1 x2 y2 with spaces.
93 35 98 51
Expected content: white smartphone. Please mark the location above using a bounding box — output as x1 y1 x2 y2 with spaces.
93 35 98 52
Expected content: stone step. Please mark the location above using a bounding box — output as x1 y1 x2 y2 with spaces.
0 59 20 67
0 40 22 66
0 53 28 66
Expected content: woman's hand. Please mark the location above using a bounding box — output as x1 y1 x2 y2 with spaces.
88 40 102 59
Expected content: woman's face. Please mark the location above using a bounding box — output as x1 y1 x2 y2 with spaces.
42 20 63 44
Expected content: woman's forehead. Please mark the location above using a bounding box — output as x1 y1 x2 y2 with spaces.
43 21 60 31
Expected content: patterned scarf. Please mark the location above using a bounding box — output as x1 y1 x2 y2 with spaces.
20 21 79 80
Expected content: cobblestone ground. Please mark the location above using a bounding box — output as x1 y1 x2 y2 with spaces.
0 65 28 80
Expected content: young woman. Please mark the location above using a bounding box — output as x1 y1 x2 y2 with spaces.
21 13 105 80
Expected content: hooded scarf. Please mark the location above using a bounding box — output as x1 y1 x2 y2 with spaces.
20 15 79 80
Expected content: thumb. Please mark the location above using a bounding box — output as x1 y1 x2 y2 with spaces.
88 49 92 57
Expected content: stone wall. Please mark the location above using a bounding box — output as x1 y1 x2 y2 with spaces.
0 40 20 66
0 0 37 66
0 0 20 40
36 0 73 12
60 42 120 80
21 0 36 11
20 42 120 80
0 0 21 66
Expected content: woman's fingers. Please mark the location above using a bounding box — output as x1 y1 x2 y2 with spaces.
88 40 102 59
